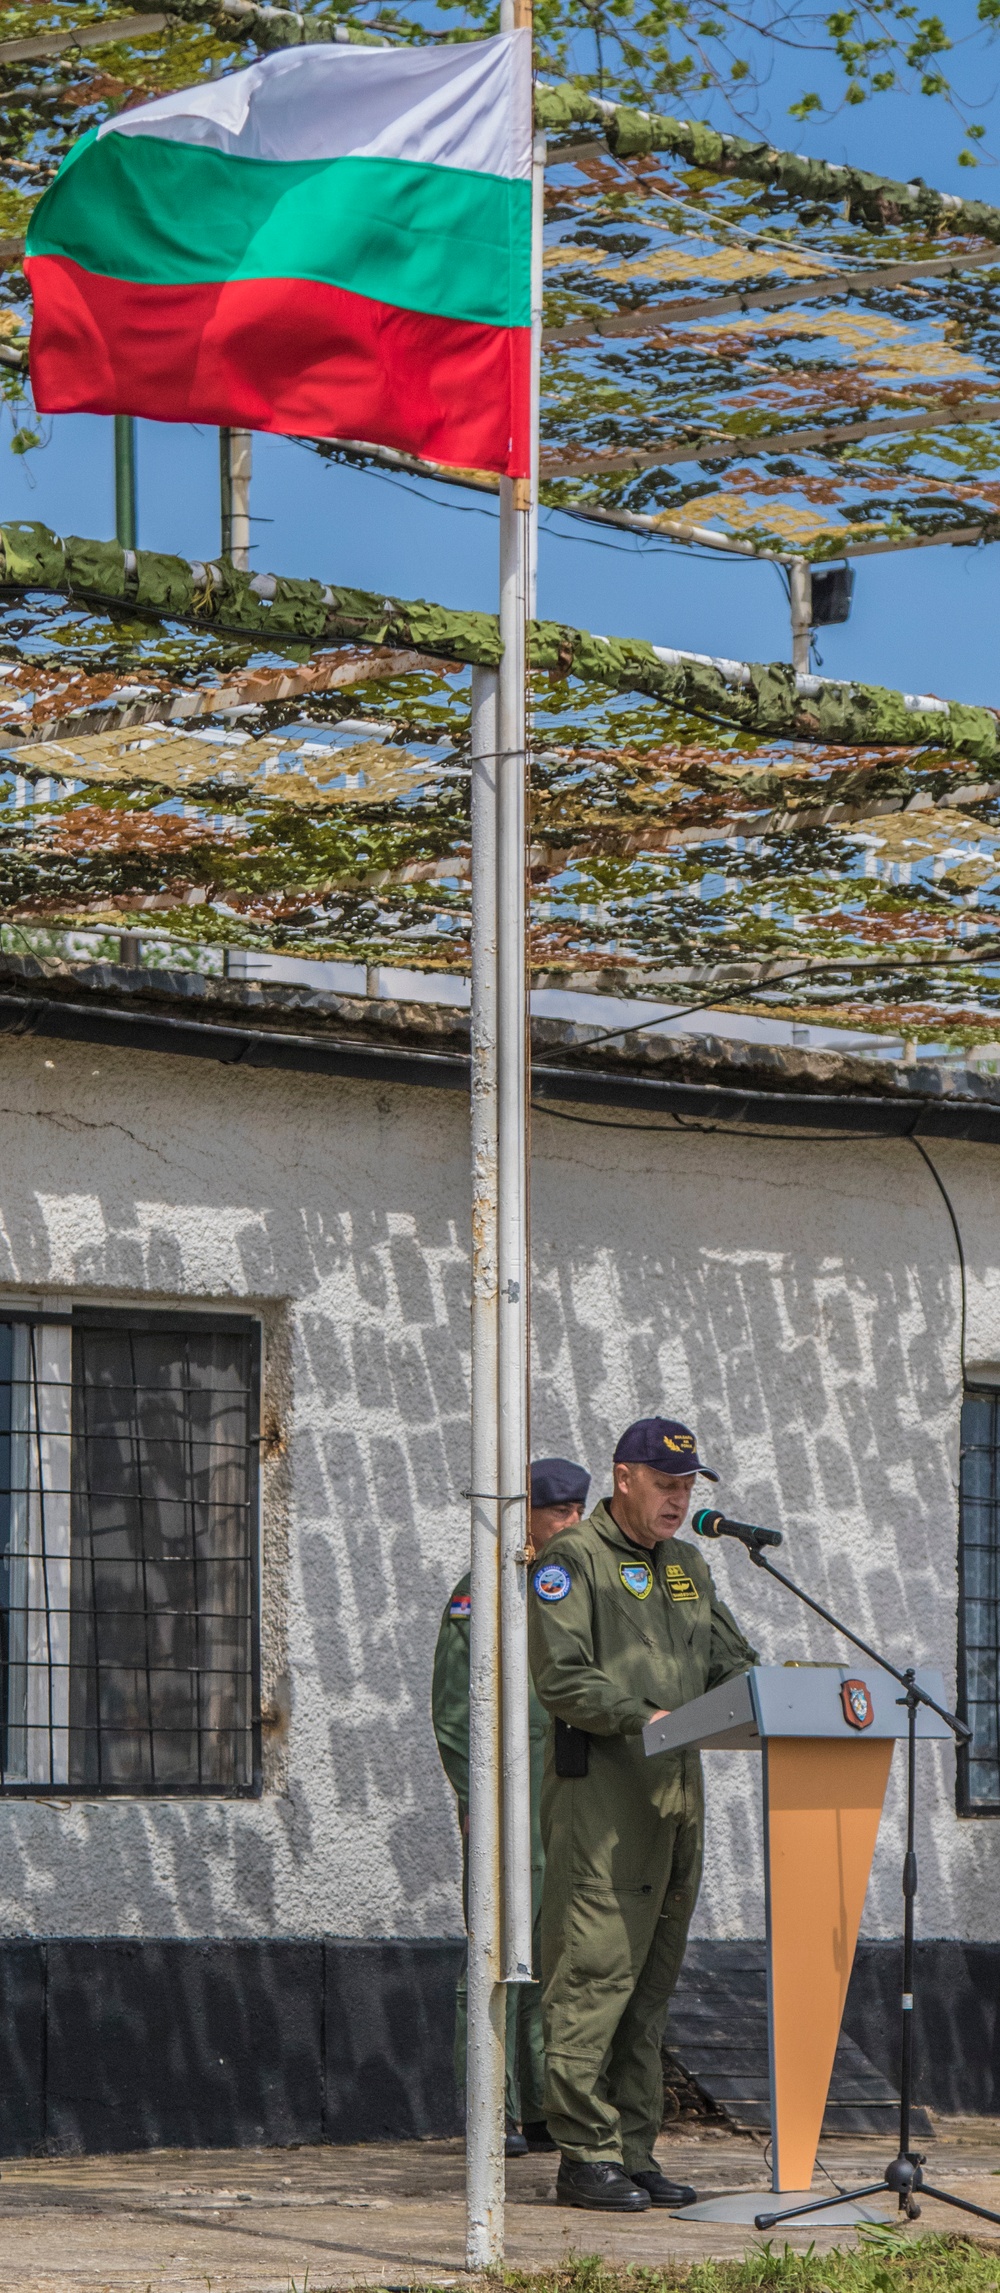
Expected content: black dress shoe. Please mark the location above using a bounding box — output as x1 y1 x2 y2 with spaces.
556 2158 651 2211
629 2168 697 2207
523 2120 558 2151
505 2122 528 2157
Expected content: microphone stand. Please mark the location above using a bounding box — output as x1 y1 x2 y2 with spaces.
722 1535 1000 2236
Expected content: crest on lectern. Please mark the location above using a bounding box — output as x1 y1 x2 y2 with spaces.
841 1678 874 1730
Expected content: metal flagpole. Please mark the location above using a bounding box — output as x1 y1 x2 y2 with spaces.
790 558 812 673
467 665 506 2269
466 0 536 2265
220 427 253 569
527 123 545 619
498 0 534 2004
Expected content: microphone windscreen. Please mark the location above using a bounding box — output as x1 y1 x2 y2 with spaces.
691 1508 722 1536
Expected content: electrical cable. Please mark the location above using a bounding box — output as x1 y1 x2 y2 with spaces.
531 1099 885 1142
300 445 764 564
538 947 1000 1061
908 1134 969 1381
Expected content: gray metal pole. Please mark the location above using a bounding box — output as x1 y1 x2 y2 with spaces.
527 126 546 619
220 427 253 570
466 11 535 2263
497 471 533 1994
114 416 137 550
466 665 506 2270
497 0 536 2001
790 558 812 674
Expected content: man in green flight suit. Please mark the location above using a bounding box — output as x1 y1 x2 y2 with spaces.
432 1456 590 2157
528 1416 757 2213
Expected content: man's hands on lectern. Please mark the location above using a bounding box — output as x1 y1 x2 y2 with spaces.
649 1709 671 1722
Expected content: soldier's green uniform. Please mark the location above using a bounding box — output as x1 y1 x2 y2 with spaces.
528 1502 756 2172
432 1570 548 2125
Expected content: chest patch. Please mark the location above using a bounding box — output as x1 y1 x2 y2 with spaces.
449 1592 471 1620
534 1561 572 1603
619 1561 652 1599
664 1561 699 1603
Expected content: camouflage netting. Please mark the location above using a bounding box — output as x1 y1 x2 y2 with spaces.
535 83 1000 244
4 570 1000 1048
5 9 1000 1041
3 522 999 763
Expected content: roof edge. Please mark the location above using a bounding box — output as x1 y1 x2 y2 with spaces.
2 980 999 1145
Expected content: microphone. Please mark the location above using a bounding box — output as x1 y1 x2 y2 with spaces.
691 1507 783 1551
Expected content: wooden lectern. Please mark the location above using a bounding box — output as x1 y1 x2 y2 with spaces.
644 1663 950 2222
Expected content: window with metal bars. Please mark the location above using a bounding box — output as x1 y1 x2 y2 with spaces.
958 1384 1000 1816
0 1308 261 1795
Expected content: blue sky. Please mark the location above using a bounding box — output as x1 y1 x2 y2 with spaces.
6 3 1000 705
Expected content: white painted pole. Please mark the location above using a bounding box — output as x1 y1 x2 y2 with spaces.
527 126 546 621
220 427 253 570
497 470 533 1992
497 0 535 1997
466 12 535 2261
466 665 506 2270
790 558 812 674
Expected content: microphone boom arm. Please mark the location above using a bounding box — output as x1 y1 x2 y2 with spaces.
747 1547 970 1744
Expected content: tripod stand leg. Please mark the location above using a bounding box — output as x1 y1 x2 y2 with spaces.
754 2183 887 2231
899 1684 917 2161
917 2185 1000 2228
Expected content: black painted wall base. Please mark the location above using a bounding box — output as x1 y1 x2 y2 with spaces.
842 1940 1000 2118
0 1938 465 2156
0 1934 993 2157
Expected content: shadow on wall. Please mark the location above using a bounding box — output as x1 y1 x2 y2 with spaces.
526 1122 971 1940
0 1054 978 1943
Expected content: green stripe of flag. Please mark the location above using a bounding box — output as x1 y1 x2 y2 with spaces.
27 133 532 330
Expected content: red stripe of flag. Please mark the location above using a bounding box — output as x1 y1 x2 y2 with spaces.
26 256 531 477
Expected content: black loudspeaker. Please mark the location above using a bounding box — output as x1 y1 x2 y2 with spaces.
811 563 855 626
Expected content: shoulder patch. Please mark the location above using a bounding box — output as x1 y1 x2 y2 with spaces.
449 1591 471 1620
533 1560 572 1604
620 1561 652 1599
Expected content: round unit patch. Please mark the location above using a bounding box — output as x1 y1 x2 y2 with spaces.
534 1561 572 1603
620 1561 652 1599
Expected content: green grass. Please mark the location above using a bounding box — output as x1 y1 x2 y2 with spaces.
500 2235 1000 2293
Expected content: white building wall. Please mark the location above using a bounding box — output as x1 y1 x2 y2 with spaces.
0 1033 995 1944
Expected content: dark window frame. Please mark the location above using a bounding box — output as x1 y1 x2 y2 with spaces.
957 1380 1000 1818
0 1302 262 1800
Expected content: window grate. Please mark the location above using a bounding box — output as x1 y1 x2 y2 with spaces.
0 1312 261 1796
958 1385 1000 1817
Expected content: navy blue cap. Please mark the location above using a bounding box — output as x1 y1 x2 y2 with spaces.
531 1457 591 1509
613 1418 719 1481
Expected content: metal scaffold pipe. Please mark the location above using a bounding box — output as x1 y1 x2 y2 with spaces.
114 416 137 550
499 0 536 2009
790 558 813 675
528 125 546 619
498 468 534 1999
220 427 253 570
466 0 535 2262
466 664 506 2271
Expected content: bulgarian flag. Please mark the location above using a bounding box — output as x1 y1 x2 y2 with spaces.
25 32 532 476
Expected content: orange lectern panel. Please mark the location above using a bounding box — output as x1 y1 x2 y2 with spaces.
764 1736 894 2191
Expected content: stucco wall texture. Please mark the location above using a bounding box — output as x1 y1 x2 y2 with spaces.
0 1033 996 1946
